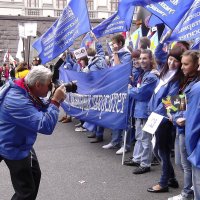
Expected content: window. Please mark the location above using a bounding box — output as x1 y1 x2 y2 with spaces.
110 0 119 11
56 0 66 9
27 0 39 8
87 0 94 11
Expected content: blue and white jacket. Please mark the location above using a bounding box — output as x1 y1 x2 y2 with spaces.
0 80 59 160
129 70 158 119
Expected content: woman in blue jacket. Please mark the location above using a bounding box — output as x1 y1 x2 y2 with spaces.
147 47 185 193
168 50 200 200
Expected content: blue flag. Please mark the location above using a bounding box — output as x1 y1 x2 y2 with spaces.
32 0 91 64
119 0 194 30
144 0 195 30
167 1 200 42
59 62 132 130
92 6 134 38
191 38 200 50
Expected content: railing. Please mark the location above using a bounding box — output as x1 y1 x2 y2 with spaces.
25 8 42 16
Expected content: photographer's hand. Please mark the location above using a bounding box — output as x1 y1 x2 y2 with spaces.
52 84 66 104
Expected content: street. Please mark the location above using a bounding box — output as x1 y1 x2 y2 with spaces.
0 112 183 200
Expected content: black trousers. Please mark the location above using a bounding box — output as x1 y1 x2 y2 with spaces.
0 148 41 200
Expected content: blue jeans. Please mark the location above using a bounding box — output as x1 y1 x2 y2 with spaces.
132 118 152 167
95 126 104 138
156 121 175 187
175 133 193 197
192 166 200 200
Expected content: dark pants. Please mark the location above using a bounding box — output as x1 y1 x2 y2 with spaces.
0 148 41 200
155 121 175 187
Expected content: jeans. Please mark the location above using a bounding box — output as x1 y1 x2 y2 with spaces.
95 126 104 138
156 121 175 187
132 118 152 167
111 129 122 146
192 165 200 200
175 133 193 197
0 148 41 200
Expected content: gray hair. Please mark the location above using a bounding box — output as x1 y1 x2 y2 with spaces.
24 65 52 86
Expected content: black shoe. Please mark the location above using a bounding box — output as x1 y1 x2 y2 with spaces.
147 185 169 193
168 178 179 188
133 166 150 174
87 133 96 138
124 160 140 167
151 158 160 166
90 136 103 143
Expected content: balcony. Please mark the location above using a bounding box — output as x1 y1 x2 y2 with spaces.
25 8 42 16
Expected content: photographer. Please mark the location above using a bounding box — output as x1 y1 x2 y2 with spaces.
0 66 66 200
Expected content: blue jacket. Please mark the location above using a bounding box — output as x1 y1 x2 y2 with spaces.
131 67 143 87
88 42 107 72
0 80 59 160
154 43 168 65
172 77 199 135
185 81 200 168
129 70 158 119
148 80 180 117
111 47 132 66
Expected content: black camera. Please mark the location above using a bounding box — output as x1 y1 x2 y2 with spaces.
63 81 77 93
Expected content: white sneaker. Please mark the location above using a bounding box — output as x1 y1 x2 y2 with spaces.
168 194 193 200
116 147 127 155
75 127 87 132
75 122 82 127
102 143 115 149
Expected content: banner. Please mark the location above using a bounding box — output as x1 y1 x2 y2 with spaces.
168 0 200 42
92 5 134 38
32 0 91 64
59 62 132 130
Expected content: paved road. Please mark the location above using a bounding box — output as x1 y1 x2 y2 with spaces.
0 113 183 200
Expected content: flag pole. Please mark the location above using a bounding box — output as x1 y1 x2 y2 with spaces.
27 36 31 67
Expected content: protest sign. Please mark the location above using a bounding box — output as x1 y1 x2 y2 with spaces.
73 47 87 60
59 62 132 130
32 0 91 64
162 94 187 113
143 112 164 134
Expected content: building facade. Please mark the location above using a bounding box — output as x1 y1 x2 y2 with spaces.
0 0 125 19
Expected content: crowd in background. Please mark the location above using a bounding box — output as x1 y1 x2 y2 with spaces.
0 31 200 200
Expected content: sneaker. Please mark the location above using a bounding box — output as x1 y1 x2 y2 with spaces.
75 122 82 127
168 194 193 200
102 143 120 149
116 147 129 155
75 127 87 132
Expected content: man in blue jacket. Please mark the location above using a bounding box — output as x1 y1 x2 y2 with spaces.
0 66 66 200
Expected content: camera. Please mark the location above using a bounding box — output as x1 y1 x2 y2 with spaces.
63 81 77 93
53 80 77 93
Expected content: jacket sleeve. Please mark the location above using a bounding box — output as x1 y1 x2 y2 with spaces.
129 75 157 101
4 89 59 135
95 42 105 58
154 43 168 64
52 58 64 83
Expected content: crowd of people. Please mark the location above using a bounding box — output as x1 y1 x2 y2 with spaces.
0 31 200 200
